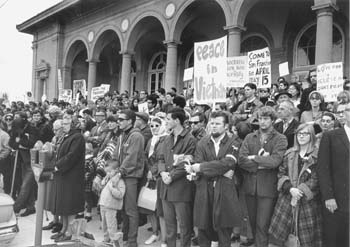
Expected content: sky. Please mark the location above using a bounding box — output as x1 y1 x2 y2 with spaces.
0 0 61 102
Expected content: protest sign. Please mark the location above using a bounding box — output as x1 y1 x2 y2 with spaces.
183 67 194 81
58 69 63 91
279 62 289 77
138 102 149 113
193 36 227 104
100 84 110 92
58 89 72 103
91 87 106 102
227 56 248 88
247 47 271 88
317 62 343 102
73 79 87 99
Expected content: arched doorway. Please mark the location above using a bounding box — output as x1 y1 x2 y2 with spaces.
148 51 167 93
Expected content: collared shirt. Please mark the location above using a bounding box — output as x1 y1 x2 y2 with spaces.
210 133 225 156
283 117 294 133
344 124 350 143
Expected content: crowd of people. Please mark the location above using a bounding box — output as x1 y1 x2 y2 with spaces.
0 69 349 247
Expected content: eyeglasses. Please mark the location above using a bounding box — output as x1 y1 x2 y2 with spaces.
260 90 268 93
190 121 200 125
297 132 311 137
150 124 160 128
5 118 13 121
321 119 333 124
117 118 129 122
335 109 350 115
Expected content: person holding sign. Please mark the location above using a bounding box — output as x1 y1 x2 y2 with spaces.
234 83 263 124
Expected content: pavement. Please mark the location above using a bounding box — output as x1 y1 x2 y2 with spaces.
5 207 249 247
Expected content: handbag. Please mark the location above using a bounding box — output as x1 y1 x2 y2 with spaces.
285 205 300 247
137 181 157 211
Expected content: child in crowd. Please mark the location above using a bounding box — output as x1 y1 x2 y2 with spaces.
98 166 125 247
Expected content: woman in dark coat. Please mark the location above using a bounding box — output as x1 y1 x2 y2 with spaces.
51 114 85 242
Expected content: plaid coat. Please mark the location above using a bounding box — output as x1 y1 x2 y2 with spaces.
269 147 322 247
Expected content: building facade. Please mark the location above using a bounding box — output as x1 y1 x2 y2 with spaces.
17 0 349 101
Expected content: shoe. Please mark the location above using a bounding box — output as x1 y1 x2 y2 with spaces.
51 223 63 233
20 208 36 217
42 221 55 230
55 234 72 242
240 239 254 247
145 234 158 245
50 232 64 240
231 234 240 242
191 236 199 246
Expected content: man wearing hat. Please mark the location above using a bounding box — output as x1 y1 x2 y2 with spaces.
274 90 292 105
135 112 152 148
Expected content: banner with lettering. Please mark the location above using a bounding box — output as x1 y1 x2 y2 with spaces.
91 87 106 102
247 47 271 88
317 62 343 102
227 56 248 88
58 89 72 103
194 36 227 104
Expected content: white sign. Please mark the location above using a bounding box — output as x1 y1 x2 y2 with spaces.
138 102 149 113
58 89 72 103
91 87 106 102
100 84 110 92
183 67 194 81
279 62 289 77
73 79 87 99
227 56 248 88
247 47 271 88
58 69 63 91
194 36 227 104
317 62 343 102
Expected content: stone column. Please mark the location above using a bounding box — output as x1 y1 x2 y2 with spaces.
224 25 246 57
87 60 98 100
312 3 338 65
120 52 132 94
164 40 180 91
62 66 72 89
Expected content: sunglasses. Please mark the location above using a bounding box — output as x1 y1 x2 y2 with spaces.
190 121 200 124
5 118 13 121
150 124 160 128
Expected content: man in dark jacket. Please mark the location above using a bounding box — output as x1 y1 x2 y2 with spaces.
299 69 317 113
157 108 196 247
239 106 287 247
9 112 39 216
317 102 350 247
186 111 241 247
112 109 145 247
135 112 152 148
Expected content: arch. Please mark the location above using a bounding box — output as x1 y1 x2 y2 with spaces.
241 32 272 53
148 51 167 92
63 37 89 68
293 21 345 69
124 11 169 52
185 47 194 68
232 0 260 27
91 25 123 60
170 0 230 41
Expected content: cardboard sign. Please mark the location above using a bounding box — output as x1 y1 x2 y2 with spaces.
73 79 87 99
247 47 271 88
138 102 149 113
317 62 343 102
183 67 194 81
279 62 289 77
227 56 248 88
193 36 227 104
91 87 106 102
58 89 72 103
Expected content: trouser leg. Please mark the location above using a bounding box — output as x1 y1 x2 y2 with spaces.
123 178 139 247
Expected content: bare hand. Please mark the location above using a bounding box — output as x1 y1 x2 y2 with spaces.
163 175 172 185
290 188 303 200
325 199 338 213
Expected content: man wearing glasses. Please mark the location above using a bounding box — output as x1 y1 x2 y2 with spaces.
317 102 350 247
111 109 145 247
189 112 206 142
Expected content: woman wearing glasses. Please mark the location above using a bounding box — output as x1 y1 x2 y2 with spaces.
268 123 322 247
144 117 168 246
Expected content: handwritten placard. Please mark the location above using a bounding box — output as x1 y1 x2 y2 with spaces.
317 62 343 102
247 47 271 88
193 36 227 104
227 56 248 88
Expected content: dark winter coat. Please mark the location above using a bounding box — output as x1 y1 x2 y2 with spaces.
193 134 242 230
51 129 85 216
269 147 322 247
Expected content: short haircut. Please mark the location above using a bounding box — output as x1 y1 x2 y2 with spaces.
257 106 277 121
157 88 166 95
173 96 186 108
82 109 92 116
104 92 113 97
243 83 257 90
280 100 295 112
168 107 186 125
279 80 289 88
120 109 136 126
171 87 177 93
321 112 335 121
147 94 158 107
210 111 229 124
